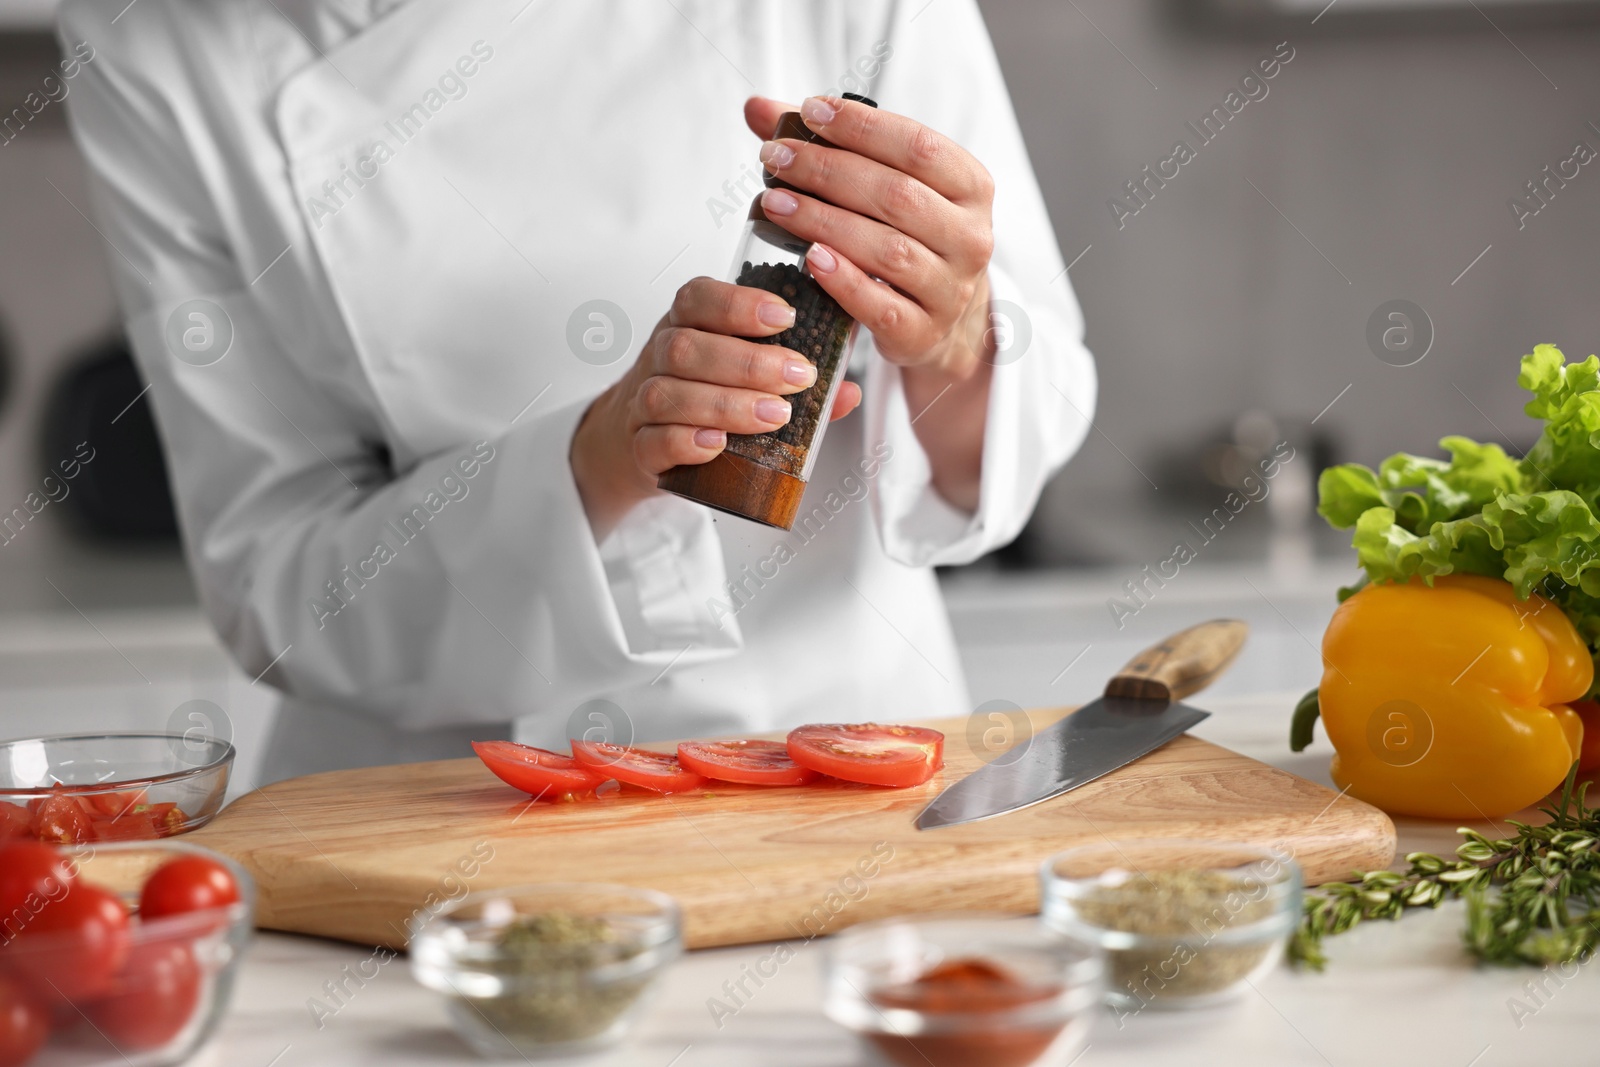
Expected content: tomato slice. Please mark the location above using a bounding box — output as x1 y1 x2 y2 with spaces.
786 723 945 787
472 741 612 801
31 794 94 844
84 789 148 819
676 740 819 786
570 742 706 794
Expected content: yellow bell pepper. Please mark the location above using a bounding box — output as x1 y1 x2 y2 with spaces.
1315 574 1592 819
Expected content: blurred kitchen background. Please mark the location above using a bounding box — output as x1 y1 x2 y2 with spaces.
2 0 1598 791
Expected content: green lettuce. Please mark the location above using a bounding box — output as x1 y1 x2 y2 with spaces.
1318 344 1600 692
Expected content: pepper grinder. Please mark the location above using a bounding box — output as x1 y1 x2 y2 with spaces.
658 94 878 530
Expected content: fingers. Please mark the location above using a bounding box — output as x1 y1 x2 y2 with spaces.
801 240 938 363
635 374 794 436
651 326 817 395
743 95 802 141
758 186 970 321
669 276 796 337
760 137 976 263
633 424 727 477
829 380 863 422
794 95 995 206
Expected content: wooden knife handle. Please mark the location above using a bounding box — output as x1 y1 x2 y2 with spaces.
1104 619 1249 702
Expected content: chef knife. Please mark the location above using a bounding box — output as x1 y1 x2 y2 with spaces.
915 619 1249 830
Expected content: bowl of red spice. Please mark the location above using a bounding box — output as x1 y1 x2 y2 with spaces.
0 733 233 843
823 915 1102 1067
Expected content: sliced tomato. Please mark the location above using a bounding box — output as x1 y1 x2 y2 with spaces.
570 742 705 794
472 741 613 801
676 739 819 786
137 803 188 837
83 789 147 819
30 794 94 844
786 723 945 787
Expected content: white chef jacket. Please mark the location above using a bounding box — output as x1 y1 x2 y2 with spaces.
58 0 1096 784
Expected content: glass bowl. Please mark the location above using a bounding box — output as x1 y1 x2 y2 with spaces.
823 915 1102 1067
409 882 682 1059
0 733 233 843
4 839 255 1066
1040 839 1301 1012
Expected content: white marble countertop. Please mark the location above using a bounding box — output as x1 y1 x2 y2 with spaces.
176 692 1595 1067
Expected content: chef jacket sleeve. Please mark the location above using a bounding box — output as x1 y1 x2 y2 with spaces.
856 0 1098 568
57 3 741 730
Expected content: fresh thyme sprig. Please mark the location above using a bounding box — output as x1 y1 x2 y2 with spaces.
1291 762 1600 970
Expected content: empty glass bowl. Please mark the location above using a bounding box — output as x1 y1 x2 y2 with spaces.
0 733 233 842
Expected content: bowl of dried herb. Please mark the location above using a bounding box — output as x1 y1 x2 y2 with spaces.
409 882 681 1058
1039 840 1300 1012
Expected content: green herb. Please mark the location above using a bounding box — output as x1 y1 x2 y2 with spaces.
454 910 649 1046
1315 344 1600 694
1076 869 1280 1000
1292 762 1600 969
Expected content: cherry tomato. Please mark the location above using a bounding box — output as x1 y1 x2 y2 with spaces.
139 856 240 921
83 940 202 1052
570 742 705 794
0 841 77 921
785 723 945 787
0 804 30 841
1571 700 1600 773
8 884 130 1003
676 740 819 786
29 795 93 845
472 741 613 800
0 975 49 1067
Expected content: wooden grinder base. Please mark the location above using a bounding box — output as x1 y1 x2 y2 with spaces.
658 452 805 530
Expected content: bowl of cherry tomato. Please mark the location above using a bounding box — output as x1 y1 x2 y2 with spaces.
0 734 234 844
0 837 253 1067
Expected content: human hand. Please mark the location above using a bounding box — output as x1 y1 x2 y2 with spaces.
742 94 998 378
570 277 864 539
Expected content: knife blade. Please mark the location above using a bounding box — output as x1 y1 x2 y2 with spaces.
915 619 1248 830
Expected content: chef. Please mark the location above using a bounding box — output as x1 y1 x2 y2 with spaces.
58 0 1096 784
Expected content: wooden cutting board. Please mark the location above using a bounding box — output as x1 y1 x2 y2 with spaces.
188 707 1396 951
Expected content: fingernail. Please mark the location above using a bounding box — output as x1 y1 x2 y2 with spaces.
807 243 838 274
755 398 792 424
759 140 795 169
784 360 817 386
694 428 726 448
801 96 837 126
762 188 799 216
758 302 796 328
